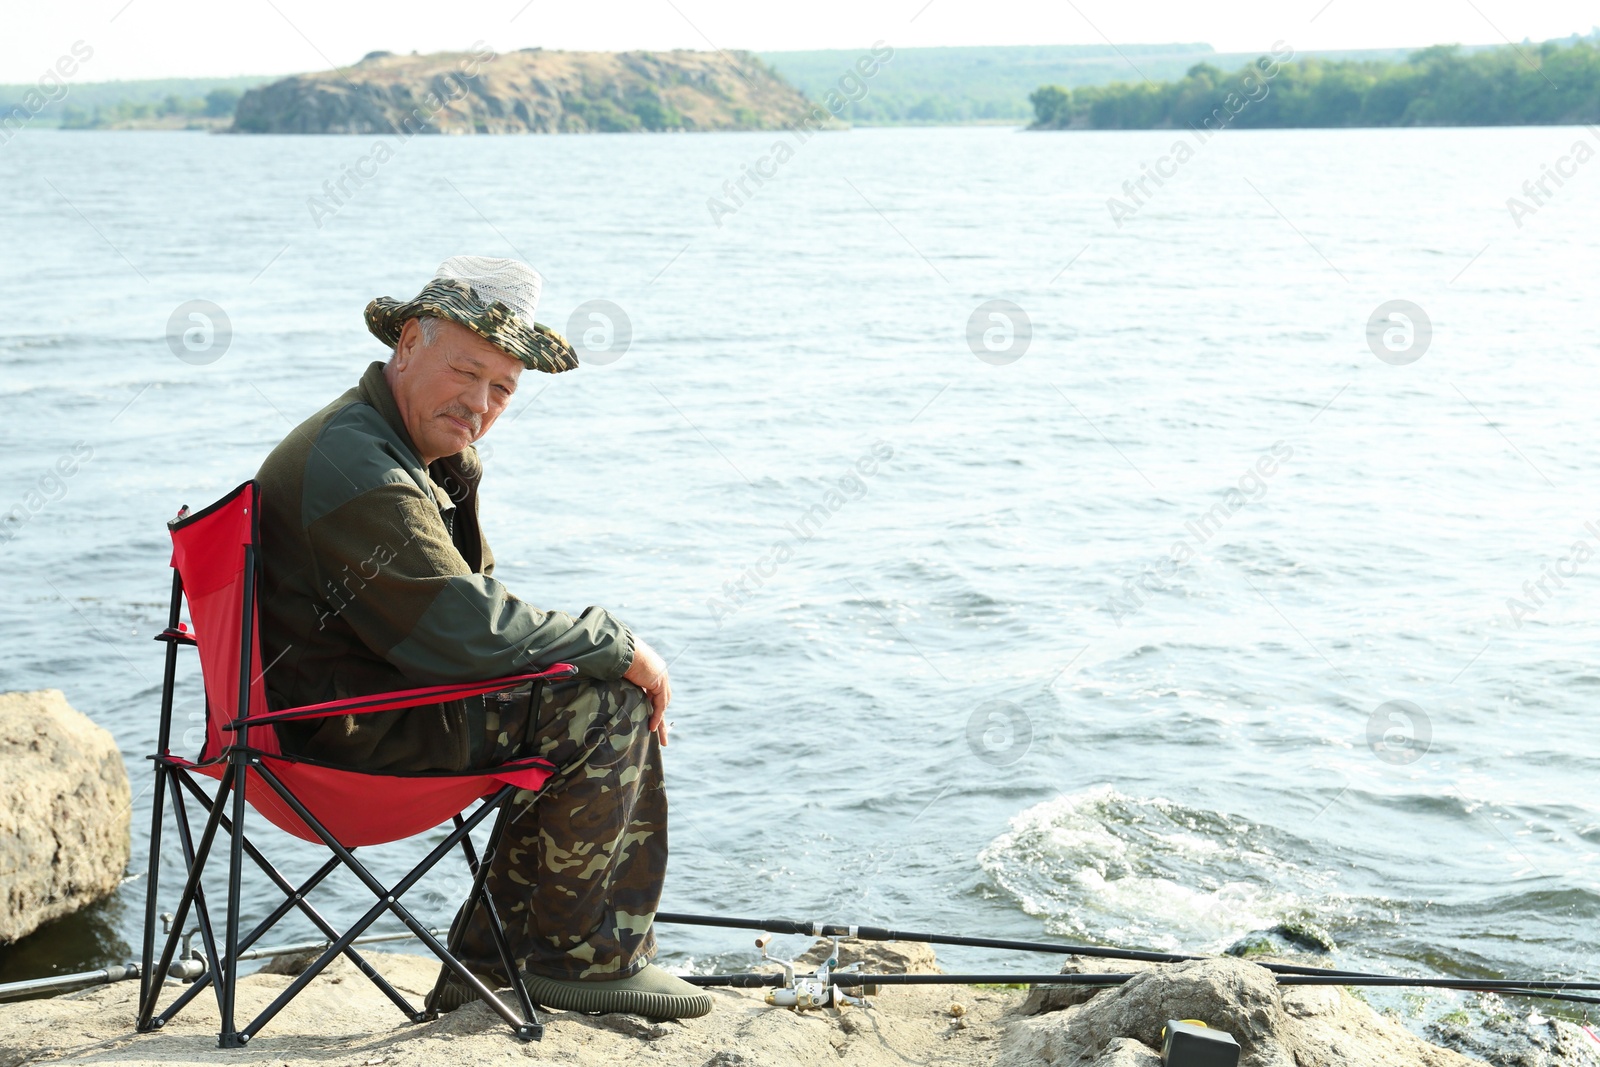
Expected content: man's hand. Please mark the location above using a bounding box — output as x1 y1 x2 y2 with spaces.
622 637 672 746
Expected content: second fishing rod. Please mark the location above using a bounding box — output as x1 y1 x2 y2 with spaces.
679 970 1600 1007
656 912 1600 993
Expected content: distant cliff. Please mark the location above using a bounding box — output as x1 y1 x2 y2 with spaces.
232 46 819 134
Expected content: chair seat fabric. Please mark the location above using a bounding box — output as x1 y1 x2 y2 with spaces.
175 754 553 847
167 481 564 846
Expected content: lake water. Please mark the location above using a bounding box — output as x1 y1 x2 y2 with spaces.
1 124 1597 1023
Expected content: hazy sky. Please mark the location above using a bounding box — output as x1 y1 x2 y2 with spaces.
4 0 1597 83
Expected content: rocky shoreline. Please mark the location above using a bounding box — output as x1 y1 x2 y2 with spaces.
1015 950 1600 1067
1 939 1594 1067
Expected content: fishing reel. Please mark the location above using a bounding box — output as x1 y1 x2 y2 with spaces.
160 913 209 981
755 935 871 1011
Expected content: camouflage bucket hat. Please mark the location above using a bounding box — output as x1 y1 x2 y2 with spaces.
365 255 579 373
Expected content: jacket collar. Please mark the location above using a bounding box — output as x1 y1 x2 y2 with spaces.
358 360 422 464
356 360 482 514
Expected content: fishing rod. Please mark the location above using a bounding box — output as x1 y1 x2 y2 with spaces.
686 931 1600 1010
656 912 1600 999
684 971 1131 991
0 927 445 1002
0 962 160 1003
658 911 1374 977
8 912 1590 1009
682 971 1600 1007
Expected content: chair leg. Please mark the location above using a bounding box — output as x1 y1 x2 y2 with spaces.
140 769 218 1029
468 797 542 1026
219 751 250 1047
138 763 234 1030
244 767 540 1042
424 795 542 1031
424 811 490 1015
136 760 168 1029
166 774 228 1020
163 774 421 1025
141 569 185 1027
423 851 475 1017
155 853 336 1027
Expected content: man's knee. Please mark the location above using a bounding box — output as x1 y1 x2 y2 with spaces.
535 676 653 771
544 676 646 727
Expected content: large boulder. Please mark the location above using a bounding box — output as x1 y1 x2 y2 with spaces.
1019 953 1156 1016
1000 956 1486 1067
0 690 130 943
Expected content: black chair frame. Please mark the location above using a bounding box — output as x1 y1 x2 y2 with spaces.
135 553 547 1046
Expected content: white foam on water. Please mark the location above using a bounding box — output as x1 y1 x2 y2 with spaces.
978 785 1333 954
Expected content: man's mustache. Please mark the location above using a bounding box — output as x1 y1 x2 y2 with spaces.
437 405 482 436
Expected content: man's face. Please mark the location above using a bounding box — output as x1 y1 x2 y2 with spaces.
387 317 523 464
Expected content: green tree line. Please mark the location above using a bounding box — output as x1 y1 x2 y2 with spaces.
60 88 240 128
1031 41 1600 128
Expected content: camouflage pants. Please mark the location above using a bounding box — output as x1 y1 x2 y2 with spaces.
455 675 666 982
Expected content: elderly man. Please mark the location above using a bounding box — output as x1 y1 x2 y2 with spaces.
254 256 709 1019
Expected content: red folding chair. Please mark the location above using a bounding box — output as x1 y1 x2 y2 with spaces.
136 481 576 1046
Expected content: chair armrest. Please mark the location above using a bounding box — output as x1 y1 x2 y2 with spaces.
153 623 198 646
225 662 578 731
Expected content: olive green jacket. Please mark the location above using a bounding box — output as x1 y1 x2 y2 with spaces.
255 361 635 772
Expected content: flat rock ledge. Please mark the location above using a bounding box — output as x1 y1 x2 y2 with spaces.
2 941 1593 1067
0 690 130 944
0 947 1006 1067
1006 954 1600 1067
